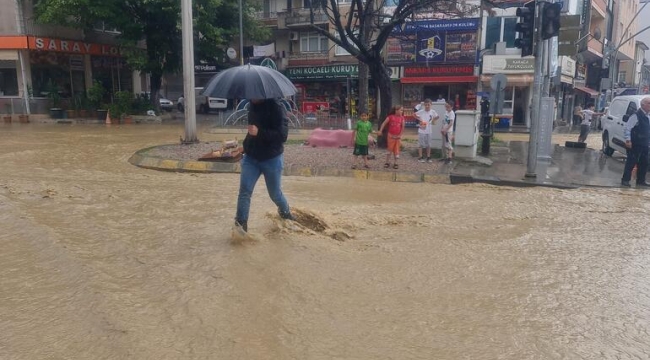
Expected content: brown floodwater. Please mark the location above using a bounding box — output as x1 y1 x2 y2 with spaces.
1 123 650 359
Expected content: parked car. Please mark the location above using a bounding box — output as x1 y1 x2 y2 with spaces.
601 95 647 156
159 97 174 111
177 87 228 113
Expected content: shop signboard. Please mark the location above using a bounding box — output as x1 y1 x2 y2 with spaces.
387 19 479 65
403 64 474 78
560 56 576 77
302 101 329 114
482 55 535 74
28 36 122 56
286 64 358 80
195 64 218 73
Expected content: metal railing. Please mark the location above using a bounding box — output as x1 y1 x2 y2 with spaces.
288 50 329 60
284 8 329 26
254 11 278 20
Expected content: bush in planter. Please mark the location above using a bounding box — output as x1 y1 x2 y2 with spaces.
46 81 64 119
114 91 134 123
88 81 106 120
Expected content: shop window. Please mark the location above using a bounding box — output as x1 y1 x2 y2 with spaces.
485 17 518 50
0 61 19 97
618 71 627 84
503 86 515 114
300 32 329 53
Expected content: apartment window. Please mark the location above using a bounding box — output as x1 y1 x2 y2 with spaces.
485 17 518 49
335 31 358 56
93 22 120 34
303 0 326 8
300 32 328 52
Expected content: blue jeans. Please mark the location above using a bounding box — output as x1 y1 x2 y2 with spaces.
235 154 290 222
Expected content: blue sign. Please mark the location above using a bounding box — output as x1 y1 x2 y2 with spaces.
394 18 480 34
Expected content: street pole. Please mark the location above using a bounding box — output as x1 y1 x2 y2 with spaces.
525 0 545 178
239 0 244 66
181 0 198 143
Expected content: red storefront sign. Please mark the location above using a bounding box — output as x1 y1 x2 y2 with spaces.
403 65 474 77
302 101 329 114
27 36 122 56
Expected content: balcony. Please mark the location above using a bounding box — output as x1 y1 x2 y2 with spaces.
587 37 603 57
254 11 279 27
288 50 329 66
591 0 607 18
23 19 83 40
284 8 329 27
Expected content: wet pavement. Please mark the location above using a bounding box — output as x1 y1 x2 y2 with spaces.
453 140 629 189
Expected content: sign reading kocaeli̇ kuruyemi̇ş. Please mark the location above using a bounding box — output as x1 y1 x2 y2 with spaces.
285 65 359 80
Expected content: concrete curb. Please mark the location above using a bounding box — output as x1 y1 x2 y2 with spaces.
128 145 580 189
128 146 451 184
449 174 579 190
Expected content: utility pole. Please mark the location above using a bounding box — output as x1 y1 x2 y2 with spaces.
239 0 244 66
525 1 544 178
181 0 198 143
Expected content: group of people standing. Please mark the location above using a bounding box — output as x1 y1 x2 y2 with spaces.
350 98 456 170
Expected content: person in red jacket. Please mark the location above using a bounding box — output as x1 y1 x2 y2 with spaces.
378 105 406 169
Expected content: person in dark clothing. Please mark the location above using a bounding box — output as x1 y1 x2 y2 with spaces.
621 97 650 187
234 98 295 233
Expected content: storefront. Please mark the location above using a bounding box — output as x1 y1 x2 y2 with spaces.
0 35 138 114
285 64 376 118
401 64 478 121
385 18 480 121
557 56 577 124
481 55 535 127
0 37 29 114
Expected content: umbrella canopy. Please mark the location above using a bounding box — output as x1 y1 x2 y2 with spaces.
203 64 297 100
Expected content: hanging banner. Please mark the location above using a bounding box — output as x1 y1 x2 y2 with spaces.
387 19 478 65
253 43 275 57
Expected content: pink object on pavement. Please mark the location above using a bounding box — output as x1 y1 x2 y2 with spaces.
306 128 355 148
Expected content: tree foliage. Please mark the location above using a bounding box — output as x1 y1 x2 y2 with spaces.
35 0 270 107
306 0 479 122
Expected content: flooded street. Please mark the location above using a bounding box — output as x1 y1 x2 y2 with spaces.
1 123 650 359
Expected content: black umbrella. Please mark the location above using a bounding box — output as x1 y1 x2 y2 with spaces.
203 64 297 100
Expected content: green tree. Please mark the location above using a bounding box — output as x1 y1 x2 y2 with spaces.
306 0 478 123
36 0 269 109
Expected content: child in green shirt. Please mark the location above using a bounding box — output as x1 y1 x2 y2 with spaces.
351 112 374 169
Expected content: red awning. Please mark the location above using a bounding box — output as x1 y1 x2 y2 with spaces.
400 76 478 84
574 86 600 97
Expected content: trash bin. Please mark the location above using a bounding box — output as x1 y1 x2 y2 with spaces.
494 117 510 129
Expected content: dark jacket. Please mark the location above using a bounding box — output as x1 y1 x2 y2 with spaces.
243 99 289 161
631 108 650 147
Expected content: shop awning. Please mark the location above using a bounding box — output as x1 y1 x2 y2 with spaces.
574 86 599 97
400 76 478 84
480 74 534 86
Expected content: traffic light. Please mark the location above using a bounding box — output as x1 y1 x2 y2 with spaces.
514 1 536 57
541 2 562 40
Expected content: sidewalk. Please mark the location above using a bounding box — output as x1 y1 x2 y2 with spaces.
129 127 630 189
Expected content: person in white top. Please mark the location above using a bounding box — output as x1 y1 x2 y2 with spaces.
415 99 439 162
577 103 604 143
442 101 456 163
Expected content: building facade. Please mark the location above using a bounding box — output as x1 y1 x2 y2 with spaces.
0 0 145 115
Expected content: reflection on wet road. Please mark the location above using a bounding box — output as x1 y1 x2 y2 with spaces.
1 124 650 359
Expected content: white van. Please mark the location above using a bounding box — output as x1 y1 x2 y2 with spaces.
602 95 649 156
177 87 228 113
